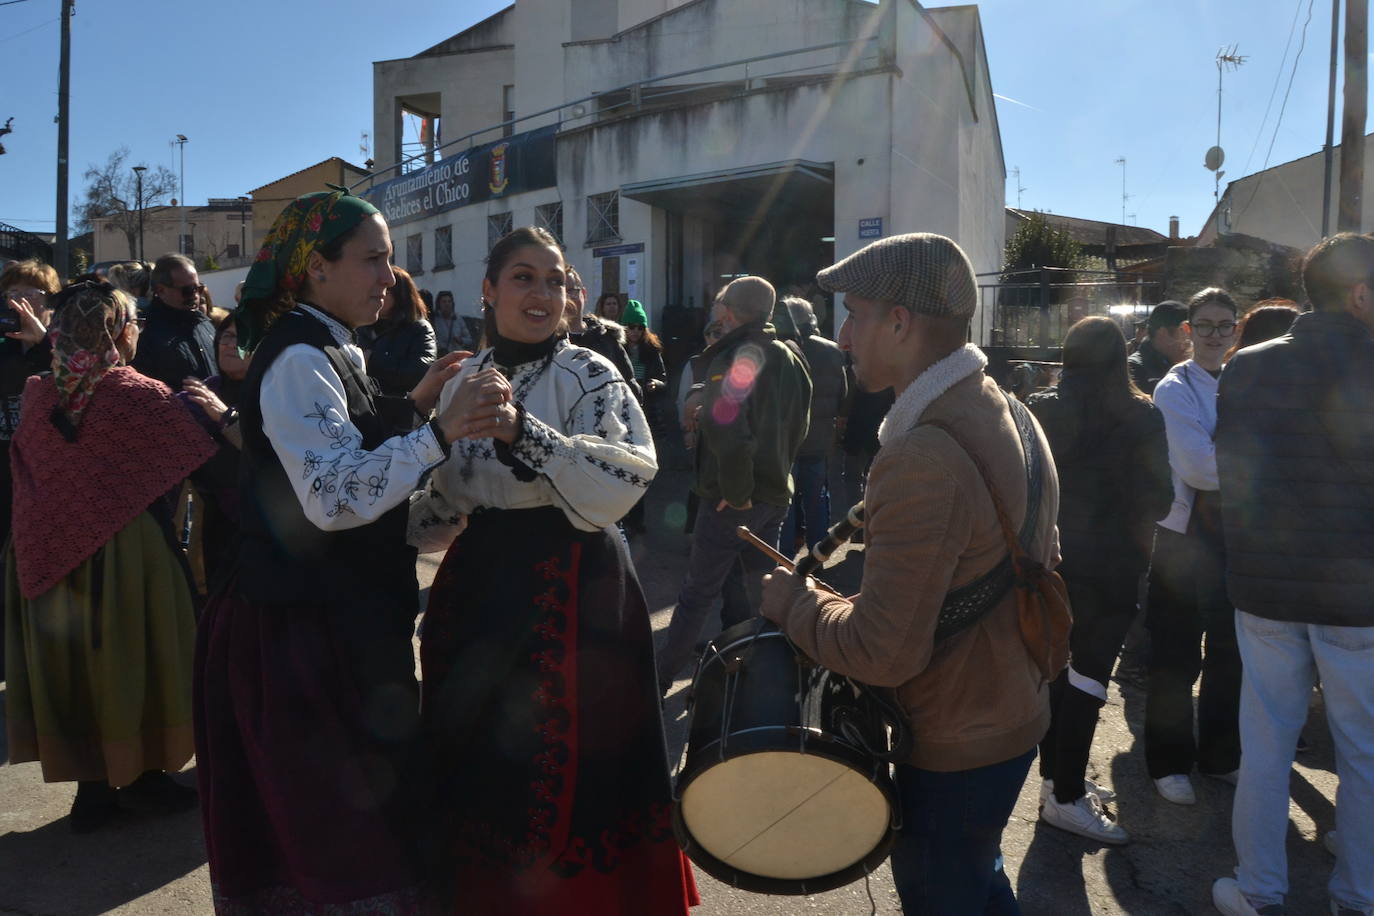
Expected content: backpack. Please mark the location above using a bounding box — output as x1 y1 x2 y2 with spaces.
922 392 1071 682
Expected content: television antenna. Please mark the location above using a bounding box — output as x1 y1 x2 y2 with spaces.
1011 166 1027 209
1211 45 1247 230
1115 157 1130 225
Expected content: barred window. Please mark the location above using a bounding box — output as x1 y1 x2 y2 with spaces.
487 212 513 251
406 233 423 275
434 225 454 270
535 201 563 246
586 190 619 245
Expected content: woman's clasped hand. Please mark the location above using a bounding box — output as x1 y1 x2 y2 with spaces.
434 366 520 444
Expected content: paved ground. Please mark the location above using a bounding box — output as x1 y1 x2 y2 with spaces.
0 464 1345 914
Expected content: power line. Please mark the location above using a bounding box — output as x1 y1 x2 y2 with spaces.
0 0 37 6
0 14 56 43
1243 0 1306 177
1241 0 1317 219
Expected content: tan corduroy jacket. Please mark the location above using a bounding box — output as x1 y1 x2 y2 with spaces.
765 369 1059 772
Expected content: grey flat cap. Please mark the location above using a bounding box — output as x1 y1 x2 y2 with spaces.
817 233 977 320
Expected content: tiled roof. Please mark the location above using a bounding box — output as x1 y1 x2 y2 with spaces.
1008 208 1170 247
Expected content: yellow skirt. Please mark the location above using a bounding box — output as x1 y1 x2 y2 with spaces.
4 510 197 787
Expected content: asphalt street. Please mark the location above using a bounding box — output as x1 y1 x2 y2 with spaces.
0 465 1346 915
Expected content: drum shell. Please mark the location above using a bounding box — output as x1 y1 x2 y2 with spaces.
673 619 898 895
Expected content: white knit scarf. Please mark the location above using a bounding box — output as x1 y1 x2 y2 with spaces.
876 344 988 446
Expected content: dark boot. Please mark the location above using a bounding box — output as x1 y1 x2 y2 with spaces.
69 780 120 833
119 771 198 815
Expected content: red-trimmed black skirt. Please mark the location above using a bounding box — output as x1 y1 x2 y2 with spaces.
420 506 698 915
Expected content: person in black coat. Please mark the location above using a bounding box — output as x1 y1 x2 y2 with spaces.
1127 300 1190 396
1028 316 1173 844
357 265 437 396
132 253 216 390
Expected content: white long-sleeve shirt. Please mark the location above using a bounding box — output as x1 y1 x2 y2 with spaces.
409 339 657 551
1152 359 1219 534
259 304 448 532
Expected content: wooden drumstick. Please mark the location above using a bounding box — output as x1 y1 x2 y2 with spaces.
735 527 840 596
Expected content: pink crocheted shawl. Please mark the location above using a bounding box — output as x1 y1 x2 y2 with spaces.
11 366 217 598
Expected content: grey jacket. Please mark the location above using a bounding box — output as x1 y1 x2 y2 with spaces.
797 334 847 457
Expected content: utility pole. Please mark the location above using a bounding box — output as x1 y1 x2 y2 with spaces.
1322 0 1341 237
175 134 188 254
1340 0 1368 232
132 165 146 261
54 0 74 277
238 195 249 260
1115 157 1129 225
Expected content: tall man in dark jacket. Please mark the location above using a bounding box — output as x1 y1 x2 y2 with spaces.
133 253 216 390
780 296 847 552
657 276 812 689
1127 299 1189 395
1211 233 1374 916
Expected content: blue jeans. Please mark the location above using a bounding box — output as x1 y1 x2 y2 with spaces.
780 454 831 555
890 747 1035 915
1232 610 1374 912
656 501 787 685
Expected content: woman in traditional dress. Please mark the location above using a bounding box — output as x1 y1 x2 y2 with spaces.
194 189 476 913
411 226 698 915
4 279 216 831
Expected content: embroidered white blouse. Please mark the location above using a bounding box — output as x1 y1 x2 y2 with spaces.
409 339 657 550
259 304 448 532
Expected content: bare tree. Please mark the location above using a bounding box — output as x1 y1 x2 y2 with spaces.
75 147 177 259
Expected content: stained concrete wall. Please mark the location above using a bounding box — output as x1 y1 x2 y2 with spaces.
369 1 1006 341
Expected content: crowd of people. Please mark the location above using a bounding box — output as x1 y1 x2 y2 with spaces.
1 188 1371 916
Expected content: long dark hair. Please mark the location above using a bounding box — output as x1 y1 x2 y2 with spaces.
1226 300 1299 360
387 266 428 323
1061 316 1149 409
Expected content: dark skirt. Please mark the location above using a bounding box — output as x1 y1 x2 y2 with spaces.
194 574 425 914
420 506 697 916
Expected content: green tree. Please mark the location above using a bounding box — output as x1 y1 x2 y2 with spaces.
1001 211 1086 283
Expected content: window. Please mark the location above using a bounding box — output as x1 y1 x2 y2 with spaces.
502 85 515 138
433 225 453 270
226 243 241 260
406 233 423 275
586 191 620 245
487 212 513 251
535 202 563 246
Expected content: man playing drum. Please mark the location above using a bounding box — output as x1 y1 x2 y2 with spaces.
761 233 1060 914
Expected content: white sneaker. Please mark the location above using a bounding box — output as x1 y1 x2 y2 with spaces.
1039 778 1118 807
1155 774 1197 805
1040 792 1130 844
1324 831 1338 856
1205 768 1240 786
1212 877 1286 915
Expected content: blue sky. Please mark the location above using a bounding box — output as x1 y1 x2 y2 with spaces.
0 0 1355 244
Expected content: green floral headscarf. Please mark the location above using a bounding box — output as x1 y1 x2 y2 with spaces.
235 187 379 352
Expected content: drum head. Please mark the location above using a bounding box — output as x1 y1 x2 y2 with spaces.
679 750 891 884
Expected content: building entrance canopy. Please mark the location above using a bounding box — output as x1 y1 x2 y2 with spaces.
621 159 833 224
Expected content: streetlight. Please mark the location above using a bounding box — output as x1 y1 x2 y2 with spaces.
132 165 147 261
238 195 249 261
174 134 188 255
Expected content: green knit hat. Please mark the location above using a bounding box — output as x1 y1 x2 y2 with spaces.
621 298 648 327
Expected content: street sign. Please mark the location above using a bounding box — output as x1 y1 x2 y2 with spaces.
859 217 883 239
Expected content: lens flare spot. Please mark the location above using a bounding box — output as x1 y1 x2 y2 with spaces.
664 502 687 527
711 397 740 425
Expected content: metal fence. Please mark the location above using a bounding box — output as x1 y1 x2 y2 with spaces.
976 266 1161 350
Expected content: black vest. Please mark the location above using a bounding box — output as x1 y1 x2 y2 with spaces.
236 310 419 619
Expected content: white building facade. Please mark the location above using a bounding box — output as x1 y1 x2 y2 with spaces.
365 0 1005 339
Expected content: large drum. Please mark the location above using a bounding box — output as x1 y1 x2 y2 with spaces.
672 618 901 895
